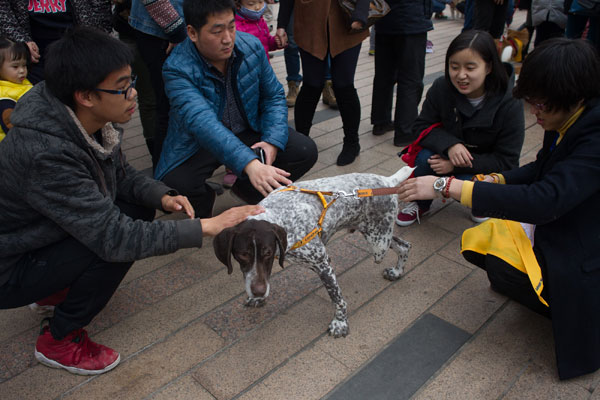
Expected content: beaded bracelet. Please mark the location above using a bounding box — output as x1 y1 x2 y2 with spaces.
443 176 455 200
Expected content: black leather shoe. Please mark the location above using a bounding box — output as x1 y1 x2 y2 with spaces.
372 122 394 136
336 143 360 166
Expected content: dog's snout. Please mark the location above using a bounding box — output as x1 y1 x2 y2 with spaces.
251 280 267 297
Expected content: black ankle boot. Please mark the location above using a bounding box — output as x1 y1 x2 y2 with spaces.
336 142 360 166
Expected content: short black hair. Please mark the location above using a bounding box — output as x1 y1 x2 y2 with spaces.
183 0 236 30
513 38 600 112
445 30 508 96
0 37 30 69
44 27 134 109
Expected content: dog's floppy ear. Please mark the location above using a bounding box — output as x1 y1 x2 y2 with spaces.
213 226 238 274
271 223 288 268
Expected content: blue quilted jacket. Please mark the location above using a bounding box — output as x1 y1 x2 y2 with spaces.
155 31 288 179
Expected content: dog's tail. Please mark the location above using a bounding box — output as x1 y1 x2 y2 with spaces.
386 166 416 187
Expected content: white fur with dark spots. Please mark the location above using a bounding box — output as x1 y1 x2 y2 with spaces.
213 167 414 337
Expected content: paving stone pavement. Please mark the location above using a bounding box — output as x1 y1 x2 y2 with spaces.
1 10 599 400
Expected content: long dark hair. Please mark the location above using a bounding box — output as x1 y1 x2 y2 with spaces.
445 30 508 96
513 38 600 112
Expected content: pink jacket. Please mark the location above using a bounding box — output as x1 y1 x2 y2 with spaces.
235 14 278 59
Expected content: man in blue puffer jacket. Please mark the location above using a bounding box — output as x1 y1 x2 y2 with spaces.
155 0 318 217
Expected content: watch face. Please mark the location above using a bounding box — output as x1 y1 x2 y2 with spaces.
433 177 446 192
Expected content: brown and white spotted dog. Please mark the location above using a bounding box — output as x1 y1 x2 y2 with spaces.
213 166 414 338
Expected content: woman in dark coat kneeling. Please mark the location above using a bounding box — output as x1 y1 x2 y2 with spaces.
397 37 600 380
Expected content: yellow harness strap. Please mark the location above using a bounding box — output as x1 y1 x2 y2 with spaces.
275 184 398 250
276 186 338 250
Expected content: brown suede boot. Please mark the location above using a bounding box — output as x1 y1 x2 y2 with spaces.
322 80 338 109
286 81 300 107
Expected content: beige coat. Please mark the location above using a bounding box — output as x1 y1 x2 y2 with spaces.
293 0 369 60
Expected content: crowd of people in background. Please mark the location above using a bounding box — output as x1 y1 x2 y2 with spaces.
0 0 598 383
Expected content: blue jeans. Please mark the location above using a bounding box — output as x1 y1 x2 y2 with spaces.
463 0 474 31
506 0 514 26
432 0 446 14
284 10 302 83
325 55 332 81
413 148 472 210
566 14 600 48
369 25 376 51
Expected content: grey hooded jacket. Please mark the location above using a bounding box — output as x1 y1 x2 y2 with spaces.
0 83 204 285
532 0 568 28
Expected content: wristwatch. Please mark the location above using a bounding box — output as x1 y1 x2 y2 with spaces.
433 177 449 197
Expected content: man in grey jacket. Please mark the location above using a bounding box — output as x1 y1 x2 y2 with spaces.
0 27 262 376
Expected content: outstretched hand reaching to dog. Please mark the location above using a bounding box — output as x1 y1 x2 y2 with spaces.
201 205 265 236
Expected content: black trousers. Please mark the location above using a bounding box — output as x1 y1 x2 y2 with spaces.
294 44 362 136
161 127 318 218
371 32 426 138
462 251 551 318
298 44 361 88
0 201 155 340
134 30 171 169
473 0 509 39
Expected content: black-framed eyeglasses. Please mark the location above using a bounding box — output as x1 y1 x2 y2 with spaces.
524 96 547 112
95 75 137 99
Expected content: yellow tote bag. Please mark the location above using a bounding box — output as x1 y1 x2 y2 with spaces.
461 219 548 307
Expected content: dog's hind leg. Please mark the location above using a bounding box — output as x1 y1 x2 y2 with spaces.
310 261 349 338
383 236 412 281
359 220 394 264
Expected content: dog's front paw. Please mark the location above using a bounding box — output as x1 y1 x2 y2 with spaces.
383 267 403 281
328 319 349 338
244 297 266 307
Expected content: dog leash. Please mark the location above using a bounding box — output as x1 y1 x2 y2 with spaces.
275 185 403 250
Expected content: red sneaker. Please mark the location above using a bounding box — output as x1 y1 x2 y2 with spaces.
29 287 70 316
396 203 430 226
35 326 120 375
